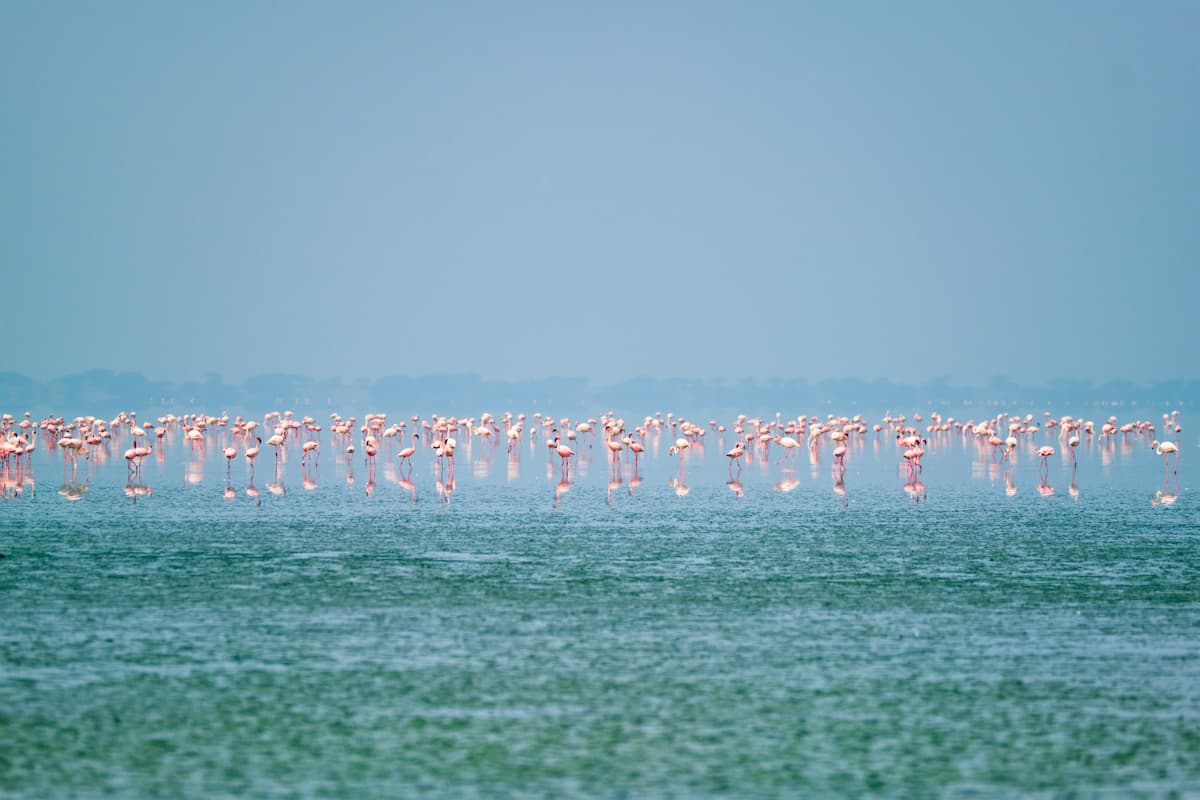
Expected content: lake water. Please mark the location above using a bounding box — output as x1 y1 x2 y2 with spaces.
2 413 1197 796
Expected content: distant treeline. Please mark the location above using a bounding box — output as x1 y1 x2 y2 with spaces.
0 370 1196 419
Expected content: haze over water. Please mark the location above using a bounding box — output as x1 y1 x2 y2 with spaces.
4 3 1198 385
2 409 1197 796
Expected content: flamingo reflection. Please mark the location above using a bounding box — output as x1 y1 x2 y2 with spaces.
184 460 204 488
773 470 799 493
268 461 286 496
1152 488 1178 507
125 476 152 505
833 468 847 509
903 478 926 504
436 472 454 504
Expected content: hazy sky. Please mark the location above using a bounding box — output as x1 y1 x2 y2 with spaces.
4 2 1197 385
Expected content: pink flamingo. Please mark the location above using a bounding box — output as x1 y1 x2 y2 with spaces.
605 430 623 478
669 437 690 485
1036 445 1055 483
267 432 285 467
627 436 645 470
553 436 574 479
245 436 261 479
773 435 801 465
605 433 623 462
397 433 419 471
302 440 319 467
124 443 152 477
1153 440 1179 486
832 432 848 470
898 435 924 481
725 441 745 478
363 436 378 485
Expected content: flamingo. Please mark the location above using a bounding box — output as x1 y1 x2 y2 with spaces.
267 432 285 466
553 436 574 478
773 435 801 464
124 443 152 475
1036 445 1055 482
832 431 848 469
185 427 204 450
668 437 690 483
245 436 261 467
725 441 745 477
628 437 645 471
605 431 623 476
397 433 419 470
1152 440 1179 485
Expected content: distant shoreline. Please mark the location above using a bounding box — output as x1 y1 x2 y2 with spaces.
1 370 1196 420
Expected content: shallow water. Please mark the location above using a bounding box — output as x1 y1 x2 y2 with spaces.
2 418 1198 796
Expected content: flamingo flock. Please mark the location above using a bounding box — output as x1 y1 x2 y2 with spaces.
0 407 1186 506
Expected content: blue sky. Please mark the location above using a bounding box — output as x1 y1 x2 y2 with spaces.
3 2 1197 385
